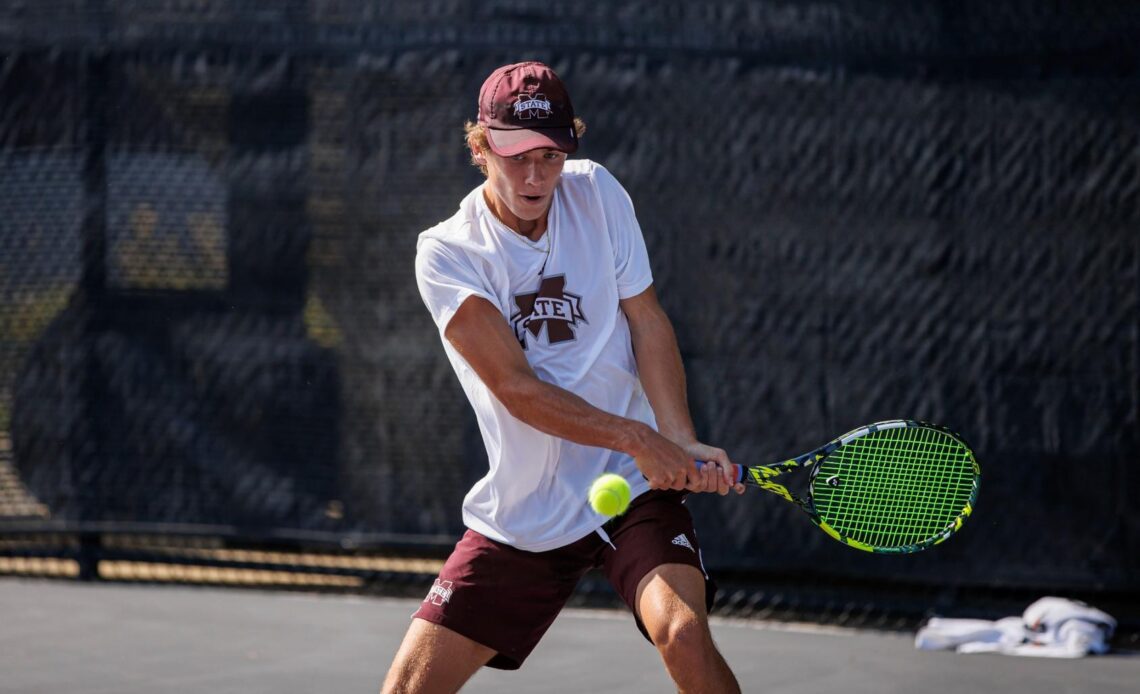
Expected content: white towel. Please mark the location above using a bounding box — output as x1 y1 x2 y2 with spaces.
914 597 1115 658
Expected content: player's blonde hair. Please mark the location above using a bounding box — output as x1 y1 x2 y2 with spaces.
464 118 587 175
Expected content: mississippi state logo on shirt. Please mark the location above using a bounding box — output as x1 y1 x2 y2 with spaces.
511 274 588 349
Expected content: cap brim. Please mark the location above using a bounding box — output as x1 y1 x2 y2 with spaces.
486 127 579 157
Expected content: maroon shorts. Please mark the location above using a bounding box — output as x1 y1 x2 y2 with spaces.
411 490 715 670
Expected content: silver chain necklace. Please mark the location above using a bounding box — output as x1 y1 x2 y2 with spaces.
519 225 553 276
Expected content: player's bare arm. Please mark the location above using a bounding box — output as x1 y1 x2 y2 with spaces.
620 286 745 496
445 295 700 491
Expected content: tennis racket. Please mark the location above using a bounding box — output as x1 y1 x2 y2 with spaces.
701 420 979 554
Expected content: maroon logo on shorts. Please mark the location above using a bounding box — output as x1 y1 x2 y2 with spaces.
425 579 454 606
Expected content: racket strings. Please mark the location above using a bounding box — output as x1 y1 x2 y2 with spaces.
871 432 968 542
840 431 971 545
812 426 975 549
833 434 972 546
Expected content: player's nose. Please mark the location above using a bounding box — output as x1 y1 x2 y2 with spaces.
524 166 541 186
524 159 546 186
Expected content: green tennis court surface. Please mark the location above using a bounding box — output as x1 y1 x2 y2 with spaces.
2 579 1136 693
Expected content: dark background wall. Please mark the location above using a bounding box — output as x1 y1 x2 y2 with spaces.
0 1 1136 601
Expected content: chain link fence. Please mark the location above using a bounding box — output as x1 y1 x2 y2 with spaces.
1 1 1137 632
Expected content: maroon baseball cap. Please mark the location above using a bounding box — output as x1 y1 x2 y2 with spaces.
478 61 579 157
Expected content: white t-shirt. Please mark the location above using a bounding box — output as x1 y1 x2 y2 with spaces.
415 159 656 551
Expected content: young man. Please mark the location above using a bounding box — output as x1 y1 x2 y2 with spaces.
384 61 743 693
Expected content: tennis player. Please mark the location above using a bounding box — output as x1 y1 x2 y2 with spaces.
383 61 742 693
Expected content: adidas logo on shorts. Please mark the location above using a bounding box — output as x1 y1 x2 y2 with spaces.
671 534 694 552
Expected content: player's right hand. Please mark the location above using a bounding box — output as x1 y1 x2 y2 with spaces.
631 429 696 491
675 441 745 496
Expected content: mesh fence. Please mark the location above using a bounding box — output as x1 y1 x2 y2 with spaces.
1 1 1138 625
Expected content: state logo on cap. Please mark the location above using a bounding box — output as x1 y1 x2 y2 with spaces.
478 62 578 157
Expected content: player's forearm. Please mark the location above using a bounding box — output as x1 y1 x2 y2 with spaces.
627 304 697 444
495 375 661 458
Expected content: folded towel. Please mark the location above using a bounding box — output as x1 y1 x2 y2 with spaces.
914 597 1115 658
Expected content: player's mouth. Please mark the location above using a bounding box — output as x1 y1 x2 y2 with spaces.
521 194 544 203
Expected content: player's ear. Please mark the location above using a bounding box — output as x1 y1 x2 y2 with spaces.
467 136 490 175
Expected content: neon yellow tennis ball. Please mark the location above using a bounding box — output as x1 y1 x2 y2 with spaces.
589 473 631 517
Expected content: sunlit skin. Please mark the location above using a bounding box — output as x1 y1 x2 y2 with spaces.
474 146 568 241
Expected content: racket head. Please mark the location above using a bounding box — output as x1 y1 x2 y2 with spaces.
807 420 980 554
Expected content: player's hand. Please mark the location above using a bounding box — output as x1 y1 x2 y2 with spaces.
677 442 745 496
632 429 697 491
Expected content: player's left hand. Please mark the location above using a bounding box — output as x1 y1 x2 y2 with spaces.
677 442 746 495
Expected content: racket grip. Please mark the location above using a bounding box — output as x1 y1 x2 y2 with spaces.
695 461 743 484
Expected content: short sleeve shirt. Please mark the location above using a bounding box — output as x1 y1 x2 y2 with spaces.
415 160 656 551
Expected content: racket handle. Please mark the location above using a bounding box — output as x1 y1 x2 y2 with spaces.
695 461 743 484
